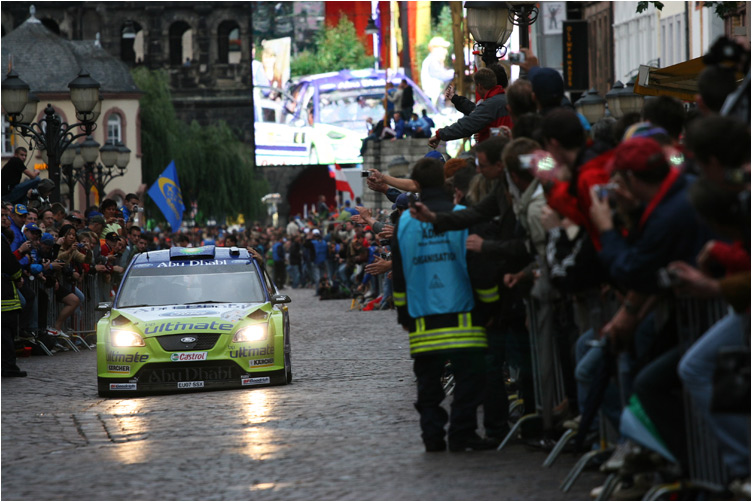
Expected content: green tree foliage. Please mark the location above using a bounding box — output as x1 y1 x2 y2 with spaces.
131 67 268 228
415 5 454 74
290 16 375 77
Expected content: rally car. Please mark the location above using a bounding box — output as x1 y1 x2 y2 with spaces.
96 245 292 397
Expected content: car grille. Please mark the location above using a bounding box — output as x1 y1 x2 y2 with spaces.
156 333 221 351
135 361 244 384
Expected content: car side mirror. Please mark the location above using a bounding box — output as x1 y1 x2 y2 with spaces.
96 302 112 311
271 294 291 305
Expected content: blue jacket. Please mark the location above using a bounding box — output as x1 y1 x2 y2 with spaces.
272 241 285 262
312 239 328 264
598 174 715 293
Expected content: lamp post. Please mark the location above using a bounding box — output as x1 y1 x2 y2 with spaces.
465 2 514 66
465 2 539 67
59 138 131 210
1 68 101 204
575 88 607 124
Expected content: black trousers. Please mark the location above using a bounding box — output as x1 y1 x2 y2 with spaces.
1 310 20 372
413 351 486 443
633 346 687 468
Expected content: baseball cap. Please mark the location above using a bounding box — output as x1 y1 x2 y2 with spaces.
424 150 446 165
528 66 564 101
392 193 411 210
428 36 450 49
622 121 670 142
41 233 55 245
609 137 668 174
23 222 42 233
104 231 120 242
13 204 28 216
312 228 321 235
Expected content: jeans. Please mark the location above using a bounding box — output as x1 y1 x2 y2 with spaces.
678 312 750 479
288 264 301 288
574 329 628 429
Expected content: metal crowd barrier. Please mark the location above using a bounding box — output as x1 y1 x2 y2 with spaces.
27 273 107 353
497 293 569 452
642 297 733 500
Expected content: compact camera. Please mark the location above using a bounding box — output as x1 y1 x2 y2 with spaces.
593 183 619 200
361 171 371 178
508 52 526 64
657 268 682 289
132 205 145 213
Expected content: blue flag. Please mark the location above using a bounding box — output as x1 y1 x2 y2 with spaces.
147 160 185 231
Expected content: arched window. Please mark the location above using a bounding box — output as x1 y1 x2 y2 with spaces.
169 21 193 66
120 21 144 65
107 113 122 143
218 20 241 64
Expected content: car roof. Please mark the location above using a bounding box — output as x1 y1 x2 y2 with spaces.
131 245 252 266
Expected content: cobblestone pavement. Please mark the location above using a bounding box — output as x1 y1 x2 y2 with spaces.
2 288 603 500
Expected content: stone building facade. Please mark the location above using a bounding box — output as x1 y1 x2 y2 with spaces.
2 2 254 142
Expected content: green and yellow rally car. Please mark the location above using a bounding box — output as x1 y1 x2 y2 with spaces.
96 245 292 397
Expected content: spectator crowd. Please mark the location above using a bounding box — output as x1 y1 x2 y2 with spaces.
2 33 749 500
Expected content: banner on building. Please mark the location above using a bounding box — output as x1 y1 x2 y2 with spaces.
563 20 588 92
543 2 566 35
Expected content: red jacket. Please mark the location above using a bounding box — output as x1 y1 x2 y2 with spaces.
545 150 613 251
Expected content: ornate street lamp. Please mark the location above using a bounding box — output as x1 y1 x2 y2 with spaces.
465 2 514 66
575 88 607 124
606 81 625 119
2 68 101 204
465 2 539 67
365 17 378 35
59 138 130 210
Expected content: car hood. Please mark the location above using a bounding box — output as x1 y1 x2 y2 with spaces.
111 303 269 337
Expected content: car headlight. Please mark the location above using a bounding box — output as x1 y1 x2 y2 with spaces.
232 324 267 343
111 330 146 347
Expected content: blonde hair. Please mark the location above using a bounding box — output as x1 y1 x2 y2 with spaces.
466 173 493 205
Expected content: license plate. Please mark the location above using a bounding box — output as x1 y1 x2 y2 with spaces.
177 381 204 389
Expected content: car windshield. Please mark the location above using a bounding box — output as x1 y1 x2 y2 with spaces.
116 264 266 308
318 88 386 130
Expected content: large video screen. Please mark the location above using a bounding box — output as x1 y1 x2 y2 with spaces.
252 69 443 167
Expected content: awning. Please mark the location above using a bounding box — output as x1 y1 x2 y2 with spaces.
634 57 706 102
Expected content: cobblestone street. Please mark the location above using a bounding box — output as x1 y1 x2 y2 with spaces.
2 288 601 500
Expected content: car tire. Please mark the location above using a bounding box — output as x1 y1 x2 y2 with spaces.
309 145 319 165
284 352 292 384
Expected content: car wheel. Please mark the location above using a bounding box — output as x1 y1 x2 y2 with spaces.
309 145 319 165
284 352 292 384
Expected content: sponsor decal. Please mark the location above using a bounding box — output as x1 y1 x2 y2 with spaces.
106 351 149 363
108 364 131 374
177 381 205 389
229 345 275 358
170 352 208 362
157 310 216 318
155 259 229 268
180 336 197 343
147 366 233 383
110 383 137 391
249 358 274 368
241 377 270 386
221 309 249 322
143 320 234 334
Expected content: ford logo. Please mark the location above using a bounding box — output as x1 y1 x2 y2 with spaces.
180 336 197 343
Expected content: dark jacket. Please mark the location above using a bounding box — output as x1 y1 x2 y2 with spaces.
598 173 714 294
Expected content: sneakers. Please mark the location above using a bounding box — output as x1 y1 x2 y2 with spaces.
562 414 581 430
601 440 635 473
448 435 498 452
46 328 70 339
